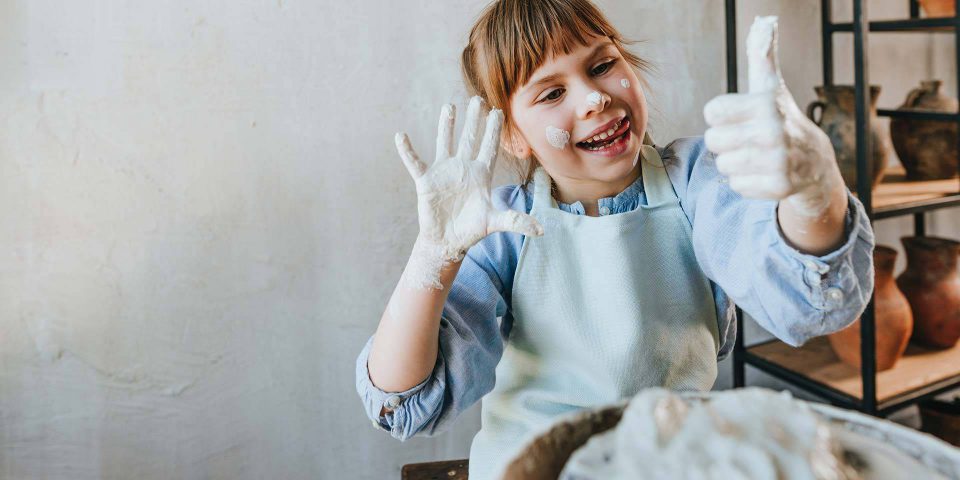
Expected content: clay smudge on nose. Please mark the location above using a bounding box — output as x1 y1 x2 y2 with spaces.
545 126 570 149
621 79 630 89
586 91 603 106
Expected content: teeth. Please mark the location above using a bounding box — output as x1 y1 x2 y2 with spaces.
582 118 624 145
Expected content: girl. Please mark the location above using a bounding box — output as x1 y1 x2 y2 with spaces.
357 1 874 478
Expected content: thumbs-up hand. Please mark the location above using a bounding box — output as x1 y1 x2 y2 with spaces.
704 16 841 218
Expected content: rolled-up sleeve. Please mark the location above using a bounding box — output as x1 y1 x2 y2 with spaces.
355 336 446 439
355 187 524 440
765 191 875 344
667 137 875 347
743 191 875 345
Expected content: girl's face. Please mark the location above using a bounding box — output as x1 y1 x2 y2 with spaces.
508 34 648 188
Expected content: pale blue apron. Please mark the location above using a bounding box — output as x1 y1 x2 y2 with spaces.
468 144 721 479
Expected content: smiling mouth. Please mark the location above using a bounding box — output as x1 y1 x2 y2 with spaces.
575 117 630 151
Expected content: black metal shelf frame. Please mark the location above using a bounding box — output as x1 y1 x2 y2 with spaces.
727 0 960 416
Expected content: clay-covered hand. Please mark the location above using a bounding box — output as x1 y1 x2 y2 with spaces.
395 96 543 290
703 16 841 218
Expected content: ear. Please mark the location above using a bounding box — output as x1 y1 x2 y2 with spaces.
502 125 532 159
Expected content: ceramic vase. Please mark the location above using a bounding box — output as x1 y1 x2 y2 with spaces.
897 236 960 349
806 85 888 191
890 80 960 180
827 245 913 371
919 0 955 17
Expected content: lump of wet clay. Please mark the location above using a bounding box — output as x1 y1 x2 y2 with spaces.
561 388 857 480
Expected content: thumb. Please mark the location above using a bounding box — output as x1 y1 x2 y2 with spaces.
747 16 783 94
489 210 544 237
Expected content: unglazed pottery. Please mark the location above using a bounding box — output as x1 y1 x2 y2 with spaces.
807 85 888 191
919 0 955 17
828 245 913 371
897 236 960 349
890 80 960 180
501 392 960 479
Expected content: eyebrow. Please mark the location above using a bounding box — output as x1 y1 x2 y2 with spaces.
524 41 617 94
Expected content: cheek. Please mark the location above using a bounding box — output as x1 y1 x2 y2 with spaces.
545 126 571 150
605 65 641 94
518 111 576 153
612 71 648 119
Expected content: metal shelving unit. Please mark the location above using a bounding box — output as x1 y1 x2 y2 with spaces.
727 0 960 416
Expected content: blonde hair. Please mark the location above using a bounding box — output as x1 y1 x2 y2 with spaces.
460 0 651 185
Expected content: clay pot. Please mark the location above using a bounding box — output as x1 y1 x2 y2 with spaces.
827 245 913 371
806 85 889 191
897 236 960 349
890 80 960 181
919 0 955 17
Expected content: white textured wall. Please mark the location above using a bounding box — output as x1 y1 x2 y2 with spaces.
1 1 956 479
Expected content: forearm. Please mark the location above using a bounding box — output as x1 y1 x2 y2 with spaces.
777 169 849 256
368 236 462 393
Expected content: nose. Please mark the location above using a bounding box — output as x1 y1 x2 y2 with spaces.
576 89 610 120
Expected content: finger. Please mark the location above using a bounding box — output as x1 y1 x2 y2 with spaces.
715 148 786 177
703 92 776 127
476 109 504 171
746 16 784 94
457 96 485 159
489 210 544 237
728 174 792 199
395 132 427 179
704 121 782 154
436 104 456 159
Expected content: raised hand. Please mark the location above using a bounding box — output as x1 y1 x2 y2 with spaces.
395 96 543 289
703 16 841 218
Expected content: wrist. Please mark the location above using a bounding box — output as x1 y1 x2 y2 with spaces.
785 161 842 219
779 172 849 255
402 235 463 290
414 234 466 263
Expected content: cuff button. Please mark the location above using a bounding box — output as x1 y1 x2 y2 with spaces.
385 395 403 409
825 287 843 304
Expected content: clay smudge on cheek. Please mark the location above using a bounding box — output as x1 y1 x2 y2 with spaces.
545 126 570 150
586 91 603 106
621 79 630 89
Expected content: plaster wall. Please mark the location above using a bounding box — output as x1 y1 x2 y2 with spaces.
1 1 956 478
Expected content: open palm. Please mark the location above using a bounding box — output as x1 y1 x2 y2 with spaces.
395 97 543 262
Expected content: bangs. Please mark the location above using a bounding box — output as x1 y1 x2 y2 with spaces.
465 0 648 112
497 0 615 93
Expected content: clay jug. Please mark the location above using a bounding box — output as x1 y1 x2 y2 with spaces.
897 236 960 349
827 245 913 371
806 85 888 191
890 80 959 180
919 0 955 17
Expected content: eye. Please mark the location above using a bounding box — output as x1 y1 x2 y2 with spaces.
539 88 565 103
591 59 617 76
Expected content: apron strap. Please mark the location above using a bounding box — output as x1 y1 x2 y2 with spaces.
531 166 557 211
639 143 678 205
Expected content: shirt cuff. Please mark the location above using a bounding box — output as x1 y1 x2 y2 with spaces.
354 336 439 439
773 191 875 341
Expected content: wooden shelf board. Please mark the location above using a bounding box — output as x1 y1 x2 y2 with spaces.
749 336 960 402
853 165 960 210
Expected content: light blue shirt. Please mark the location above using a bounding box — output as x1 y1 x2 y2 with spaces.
355 136 876 441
